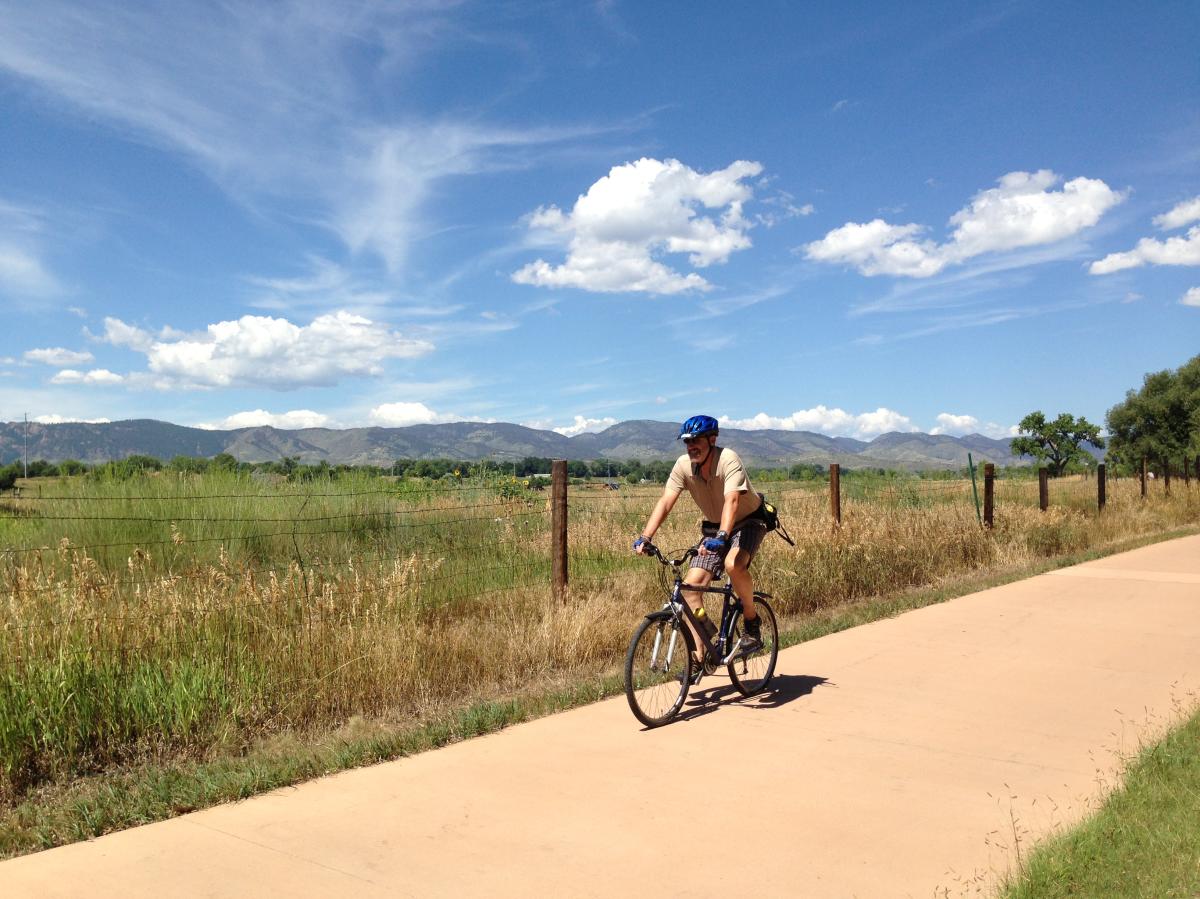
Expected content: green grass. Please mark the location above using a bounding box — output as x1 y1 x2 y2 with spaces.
1000 705 1200 898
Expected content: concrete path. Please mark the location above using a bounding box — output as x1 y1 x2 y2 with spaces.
3 535 1199 898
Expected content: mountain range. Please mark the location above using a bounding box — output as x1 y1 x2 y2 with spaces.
0 419 1033 470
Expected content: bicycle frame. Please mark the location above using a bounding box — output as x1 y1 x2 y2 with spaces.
647 545 749 669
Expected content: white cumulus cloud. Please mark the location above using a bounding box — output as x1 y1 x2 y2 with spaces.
805 220 942 278
722 406 918 439
1153 196 1200 231
930 413 980 435
1090 225 1200 274
50 368 123 385
33 414 111 424
369 402 446 427
24 347 94 366
1182 287 1200 307
200 409 331 430
513 157 762 294
100 311 433 390
806 170 1123 278
930 413 1015 438
552 415 618 437
97 317 184 352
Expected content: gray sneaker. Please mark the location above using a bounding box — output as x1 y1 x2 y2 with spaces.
736 633 764 655
737 617 764 654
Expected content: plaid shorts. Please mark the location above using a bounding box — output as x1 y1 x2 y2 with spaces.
690 519 767 578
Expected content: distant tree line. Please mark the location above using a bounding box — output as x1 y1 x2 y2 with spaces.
1 451 1028 492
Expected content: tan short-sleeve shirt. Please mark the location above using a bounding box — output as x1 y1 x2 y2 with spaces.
666 446 762 525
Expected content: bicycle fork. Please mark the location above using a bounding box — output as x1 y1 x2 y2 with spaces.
649 616 684 673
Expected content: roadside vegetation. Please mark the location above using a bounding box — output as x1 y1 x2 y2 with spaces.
2 462 1198 856
1000 704 1200 898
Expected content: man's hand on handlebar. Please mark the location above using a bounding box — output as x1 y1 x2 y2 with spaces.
700 530 729 555
632 535 655 556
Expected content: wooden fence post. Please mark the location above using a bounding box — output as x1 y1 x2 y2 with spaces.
983 463 994 529
1141 457 1147 499
1097 463 1106 512
1185 456 1191 488
1038 467 1049 512
829 463 841 528
551 459 568 603
1164 458 1171 496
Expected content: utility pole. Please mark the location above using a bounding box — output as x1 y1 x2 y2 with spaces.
23 412 29 479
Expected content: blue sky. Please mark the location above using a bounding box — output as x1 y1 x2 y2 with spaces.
2 1 1198 440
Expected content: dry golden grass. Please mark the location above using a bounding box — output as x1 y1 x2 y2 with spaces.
2 473 1197 805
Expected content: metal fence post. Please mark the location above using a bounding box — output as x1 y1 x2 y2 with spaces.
551 459 568 603
1097 463 1106 512
983 463 994 529
1038 467 1049 512
968 452 981 526
829 463 841 528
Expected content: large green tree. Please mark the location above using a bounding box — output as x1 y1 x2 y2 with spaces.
1010 411 1105 476
1106 354 1200 475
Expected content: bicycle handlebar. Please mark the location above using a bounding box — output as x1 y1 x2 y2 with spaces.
638 541 698 567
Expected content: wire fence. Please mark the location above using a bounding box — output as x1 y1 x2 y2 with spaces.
4 464 1199 798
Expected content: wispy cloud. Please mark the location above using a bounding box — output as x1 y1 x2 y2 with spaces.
0 200 61 299
850 238 1091 317
0 2 592 279
671 282 795 326
854 308 1024 345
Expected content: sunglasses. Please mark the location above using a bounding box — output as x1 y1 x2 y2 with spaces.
683 436 708 445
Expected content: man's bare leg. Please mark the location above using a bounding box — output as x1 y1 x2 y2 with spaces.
682 567 713 664
724 548 757 622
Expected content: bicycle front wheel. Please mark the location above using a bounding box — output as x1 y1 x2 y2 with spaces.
624 615 693 727
727 595 778 697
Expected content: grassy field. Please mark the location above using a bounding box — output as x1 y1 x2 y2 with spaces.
1 469 1197 856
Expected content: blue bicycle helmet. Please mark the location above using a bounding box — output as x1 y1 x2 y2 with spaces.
678 414 719 440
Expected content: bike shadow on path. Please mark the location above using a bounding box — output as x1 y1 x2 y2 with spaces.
677 673 831 723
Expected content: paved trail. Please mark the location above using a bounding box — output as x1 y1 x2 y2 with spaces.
4 535 1199 898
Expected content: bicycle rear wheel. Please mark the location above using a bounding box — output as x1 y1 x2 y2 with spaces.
624 615 693 727
727 595 778 697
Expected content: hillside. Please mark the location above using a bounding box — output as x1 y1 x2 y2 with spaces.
0 418 1038 470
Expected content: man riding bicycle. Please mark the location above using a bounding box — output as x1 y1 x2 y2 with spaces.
633 415 767 660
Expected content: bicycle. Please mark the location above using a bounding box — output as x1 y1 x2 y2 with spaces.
624 541 779 728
